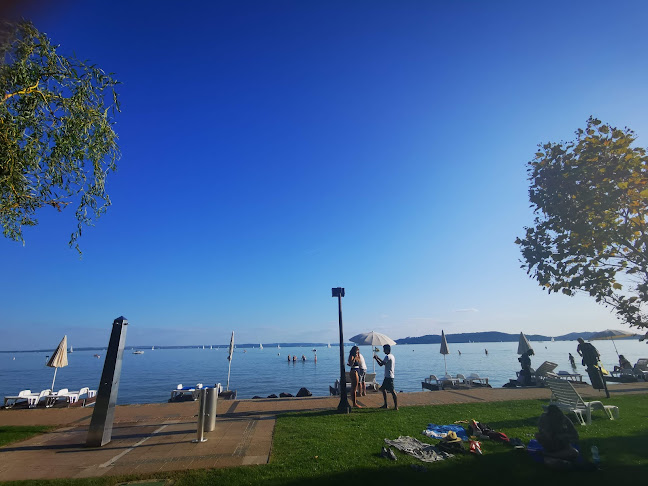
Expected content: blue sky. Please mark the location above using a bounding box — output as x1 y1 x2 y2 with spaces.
2 1 648 350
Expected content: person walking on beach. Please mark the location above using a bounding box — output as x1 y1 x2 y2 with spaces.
374 344 398 410
357 349 367 397
568 353 576 368
347 346 362 408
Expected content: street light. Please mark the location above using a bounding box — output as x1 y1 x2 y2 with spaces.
332 287 351 414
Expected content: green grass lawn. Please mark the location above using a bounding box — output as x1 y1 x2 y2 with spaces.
0 425 54 448
2 394 648 485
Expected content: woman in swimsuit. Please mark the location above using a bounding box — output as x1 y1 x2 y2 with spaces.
347 346 362 408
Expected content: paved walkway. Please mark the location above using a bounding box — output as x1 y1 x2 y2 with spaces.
1 382 647 481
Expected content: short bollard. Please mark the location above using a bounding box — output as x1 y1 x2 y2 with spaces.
193 388 208 443
204 385 219 432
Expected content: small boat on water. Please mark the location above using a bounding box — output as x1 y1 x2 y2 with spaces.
69 346 74 353
133 350 144 355
259 343 263 350
93 354 101 358
151 346 155 350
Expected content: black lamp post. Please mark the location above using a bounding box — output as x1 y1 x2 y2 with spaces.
332 287 351 413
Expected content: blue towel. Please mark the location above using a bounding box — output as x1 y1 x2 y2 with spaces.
423 423 470 441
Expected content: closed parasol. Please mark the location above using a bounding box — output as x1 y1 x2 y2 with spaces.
440 330 450 375
517 332 533 355
46 335 68 391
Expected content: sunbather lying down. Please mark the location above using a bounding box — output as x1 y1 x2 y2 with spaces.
535 405 579 461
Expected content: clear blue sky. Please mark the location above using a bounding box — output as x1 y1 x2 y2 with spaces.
2 1 648 350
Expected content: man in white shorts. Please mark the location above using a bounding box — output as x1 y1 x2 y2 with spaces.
374 344 398 410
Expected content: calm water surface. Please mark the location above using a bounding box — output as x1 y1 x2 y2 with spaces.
2 340 646 404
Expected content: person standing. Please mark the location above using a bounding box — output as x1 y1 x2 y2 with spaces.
518 349 534 386
357 350 367 397
374 344 398 410
347 346 362 408
568 353 576 368
576 338 600 367
576 337 609 398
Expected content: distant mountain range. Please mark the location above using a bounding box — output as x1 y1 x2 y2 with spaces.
2 330 640 353
394 329 640 345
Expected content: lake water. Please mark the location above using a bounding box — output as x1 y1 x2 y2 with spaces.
2 340 646 405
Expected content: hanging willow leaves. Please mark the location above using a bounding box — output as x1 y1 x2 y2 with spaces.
0 20 120 252
516 117 648 330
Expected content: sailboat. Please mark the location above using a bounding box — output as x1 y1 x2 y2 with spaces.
327 343 331 348
259 343 263 350
69 345 74 353
210 345 213 350
151 346 154 350
551 337 555 342
277 344 280 349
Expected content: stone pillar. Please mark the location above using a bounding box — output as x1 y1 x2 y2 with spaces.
86 316 128 447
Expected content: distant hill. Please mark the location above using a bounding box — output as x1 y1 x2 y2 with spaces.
392 330 636 345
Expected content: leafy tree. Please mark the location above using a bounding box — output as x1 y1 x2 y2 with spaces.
517 117 648 330
0 20 120 252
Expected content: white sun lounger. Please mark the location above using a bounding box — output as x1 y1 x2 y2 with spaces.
4 389 52 408
422 374 443 390
4 390 32 408
65 387 97 405
467 373 489 386
546 377 619 425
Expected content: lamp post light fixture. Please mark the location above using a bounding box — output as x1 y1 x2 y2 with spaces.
332 287 351 414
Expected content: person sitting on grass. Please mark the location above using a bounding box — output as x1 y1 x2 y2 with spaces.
535 405 579 462
374 344 398 410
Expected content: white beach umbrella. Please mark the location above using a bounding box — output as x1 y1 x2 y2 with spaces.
517 332 533 355
46 335 68 391
440 330 450 375
350 331 397 373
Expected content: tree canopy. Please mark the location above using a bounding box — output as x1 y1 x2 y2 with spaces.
0 20 120 252
516 117 648 330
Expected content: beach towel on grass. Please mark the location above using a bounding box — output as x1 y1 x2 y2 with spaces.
385 436 453 462
422 424 470 441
